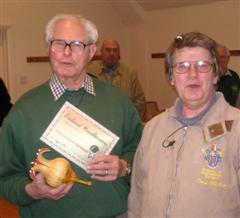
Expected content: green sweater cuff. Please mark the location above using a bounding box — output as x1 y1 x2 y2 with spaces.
17 178 35 206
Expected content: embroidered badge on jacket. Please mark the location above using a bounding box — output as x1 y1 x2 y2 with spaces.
202 144 223 169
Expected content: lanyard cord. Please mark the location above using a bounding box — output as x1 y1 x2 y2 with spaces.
162 126 187 148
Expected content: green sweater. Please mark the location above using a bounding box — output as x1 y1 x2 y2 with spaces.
0 78 143 218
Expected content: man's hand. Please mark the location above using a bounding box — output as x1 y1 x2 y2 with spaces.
25 173 73 200
86 155 128 181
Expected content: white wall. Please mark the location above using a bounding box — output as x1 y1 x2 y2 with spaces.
1 0 129 102
1 0 240 109
144 0 240 109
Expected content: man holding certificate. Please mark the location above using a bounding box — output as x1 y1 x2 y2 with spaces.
0 14 142 218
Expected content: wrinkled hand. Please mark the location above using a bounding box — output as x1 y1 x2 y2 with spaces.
25 173 73 200
86 155 127 181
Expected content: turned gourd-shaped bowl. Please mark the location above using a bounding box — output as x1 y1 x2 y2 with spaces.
30 148 91 187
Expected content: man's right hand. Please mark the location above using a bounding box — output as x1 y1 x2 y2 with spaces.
25 173 73 200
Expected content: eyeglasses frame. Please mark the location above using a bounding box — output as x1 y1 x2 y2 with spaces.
172 60 213 74
50 39 92 53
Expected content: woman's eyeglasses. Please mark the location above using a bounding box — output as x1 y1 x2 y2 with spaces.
173 60 213 74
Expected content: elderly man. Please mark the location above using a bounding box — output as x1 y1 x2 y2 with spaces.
0 14 142 218
128 32 240 218
88 39 146 118
217 44 240 106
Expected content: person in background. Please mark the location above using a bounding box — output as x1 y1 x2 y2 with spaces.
128 31 240 218
87 39 146 118
0 14 142 218
217 44 240 106
236 91 240 109
0 78 12 126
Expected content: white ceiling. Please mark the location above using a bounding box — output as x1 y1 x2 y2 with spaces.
136 0 224 11
108 0 225 25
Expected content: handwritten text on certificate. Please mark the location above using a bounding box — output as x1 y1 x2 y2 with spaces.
40 102 119 170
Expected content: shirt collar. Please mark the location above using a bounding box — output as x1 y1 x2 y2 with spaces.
49 73 96 101
100 62 122 76
225 69 232 76
174 93 218 126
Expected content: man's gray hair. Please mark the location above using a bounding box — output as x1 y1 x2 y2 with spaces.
45 14 98 45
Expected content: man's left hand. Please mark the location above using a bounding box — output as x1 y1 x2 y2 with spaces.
86 155 127 181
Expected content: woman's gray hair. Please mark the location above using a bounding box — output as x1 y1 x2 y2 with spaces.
45 14 98 45
165 31 221 80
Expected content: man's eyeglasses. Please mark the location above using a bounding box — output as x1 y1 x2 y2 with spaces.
173 60 213 74
50 39 91 53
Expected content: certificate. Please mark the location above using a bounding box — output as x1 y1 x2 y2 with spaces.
40 102 119 170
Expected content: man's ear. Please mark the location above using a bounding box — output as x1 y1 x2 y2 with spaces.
213 74 219 85
89 44 97 61
46 45 50 56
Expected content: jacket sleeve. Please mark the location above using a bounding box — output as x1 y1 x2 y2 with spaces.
130 72 146 118
0 78 12 126
119 64 146 119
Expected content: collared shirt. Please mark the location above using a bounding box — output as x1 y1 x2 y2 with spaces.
226 70 233 76
223 69 235 77
102 63 119 77
49 73 96 101
174 92 219 126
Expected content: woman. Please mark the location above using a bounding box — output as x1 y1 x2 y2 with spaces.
128 31 240 218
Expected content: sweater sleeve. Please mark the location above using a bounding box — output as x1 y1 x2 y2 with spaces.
120 97 143 181
0 107 35 206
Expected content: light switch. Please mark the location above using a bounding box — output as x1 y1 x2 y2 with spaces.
20 75 27 84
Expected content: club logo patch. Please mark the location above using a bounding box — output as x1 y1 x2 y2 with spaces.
202 144 223 169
